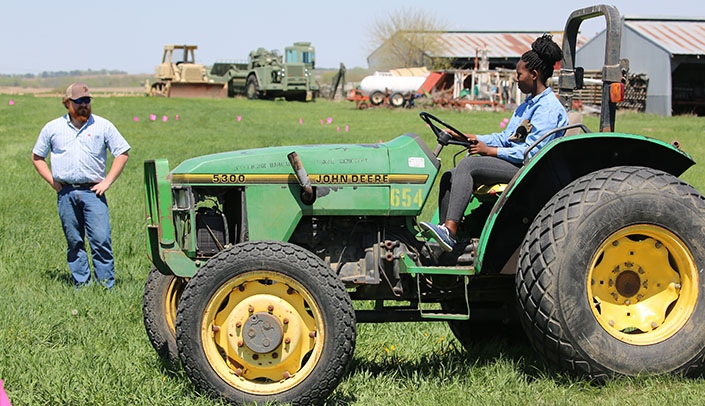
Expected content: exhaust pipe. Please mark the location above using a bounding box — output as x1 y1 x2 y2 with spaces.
287 151 315 204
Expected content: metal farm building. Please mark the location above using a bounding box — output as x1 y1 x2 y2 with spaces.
576 16 705 116
367 31 583 71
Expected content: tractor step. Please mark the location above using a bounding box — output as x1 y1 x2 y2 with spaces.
417 274 471 321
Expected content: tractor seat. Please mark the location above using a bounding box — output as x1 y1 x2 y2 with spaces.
474 183 507 196
472 183 507 203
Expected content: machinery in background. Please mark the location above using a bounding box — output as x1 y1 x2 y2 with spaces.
210 42 319 101
147 45 226 98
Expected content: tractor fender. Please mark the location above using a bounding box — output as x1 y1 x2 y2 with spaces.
475 132 694 274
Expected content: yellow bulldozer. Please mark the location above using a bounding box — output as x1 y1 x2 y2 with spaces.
147 44 226 98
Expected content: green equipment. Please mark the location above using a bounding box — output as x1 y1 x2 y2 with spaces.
142 5 705 405
210 42 320 101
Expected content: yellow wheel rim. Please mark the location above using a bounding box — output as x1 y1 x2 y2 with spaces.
201 271 324 395
164 277 187 335
588 225 698 345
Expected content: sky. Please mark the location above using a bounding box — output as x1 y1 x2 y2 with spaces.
1 0 702 75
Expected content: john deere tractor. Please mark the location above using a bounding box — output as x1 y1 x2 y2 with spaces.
142 5 705 405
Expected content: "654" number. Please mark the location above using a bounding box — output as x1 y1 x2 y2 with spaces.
390 187 423 208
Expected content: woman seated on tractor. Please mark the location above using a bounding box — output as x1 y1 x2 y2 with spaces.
421 34 569 252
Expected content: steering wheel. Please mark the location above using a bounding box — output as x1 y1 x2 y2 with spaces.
419 111 475 150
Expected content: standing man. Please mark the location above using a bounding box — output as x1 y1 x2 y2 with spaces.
32 83 130 289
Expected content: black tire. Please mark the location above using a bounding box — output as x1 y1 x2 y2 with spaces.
226 80 236 98
245 76 259 100
369 91 385 106
517 166 705 380
389 92 405 108
142 267 187 366
176 241 355 405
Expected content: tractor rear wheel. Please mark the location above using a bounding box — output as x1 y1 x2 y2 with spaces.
142 267 187 367
369 91 385 106
517 166 705 380
176 241 355 405
245 76 259 100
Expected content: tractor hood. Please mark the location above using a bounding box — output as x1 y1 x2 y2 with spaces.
169 133 440 186
169 133 440 241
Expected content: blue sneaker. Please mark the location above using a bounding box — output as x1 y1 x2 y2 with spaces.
420 222 456 252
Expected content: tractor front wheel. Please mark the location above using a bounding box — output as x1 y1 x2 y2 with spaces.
517 166 705 380
142 267 187 366
176 241 355 405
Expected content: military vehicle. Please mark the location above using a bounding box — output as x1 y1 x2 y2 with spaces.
142 5 705 405
148 44 226 98
209 42 319 101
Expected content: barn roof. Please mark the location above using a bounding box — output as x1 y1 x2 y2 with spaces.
624 16 705 55
427 31 587 59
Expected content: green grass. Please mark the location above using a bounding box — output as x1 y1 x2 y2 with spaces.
1 94 705 405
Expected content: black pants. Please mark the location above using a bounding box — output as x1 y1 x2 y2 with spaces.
438 155 520 223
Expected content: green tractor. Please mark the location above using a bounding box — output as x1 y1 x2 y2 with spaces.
142 5 705 405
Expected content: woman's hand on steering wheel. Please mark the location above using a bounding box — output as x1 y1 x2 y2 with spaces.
445 129 477 143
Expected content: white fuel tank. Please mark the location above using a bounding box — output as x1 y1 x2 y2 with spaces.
359 72 427 94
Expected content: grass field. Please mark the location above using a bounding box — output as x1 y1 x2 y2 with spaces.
1 93 705 405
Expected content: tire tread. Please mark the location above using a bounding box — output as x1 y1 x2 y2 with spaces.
517 166 705 379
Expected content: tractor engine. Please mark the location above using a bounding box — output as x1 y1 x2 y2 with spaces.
288 216 422 299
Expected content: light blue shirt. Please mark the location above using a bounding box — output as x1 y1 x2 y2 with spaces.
477 87 569 165
32 114 131 184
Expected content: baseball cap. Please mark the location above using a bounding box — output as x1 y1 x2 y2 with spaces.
65 83 91 100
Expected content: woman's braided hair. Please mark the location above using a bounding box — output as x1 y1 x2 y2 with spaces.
521 34 562 84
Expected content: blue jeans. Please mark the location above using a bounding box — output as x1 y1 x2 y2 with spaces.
57 186 114 288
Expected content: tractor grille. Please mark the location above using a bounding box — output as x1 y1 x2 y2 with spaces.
196 211 228 256
287 65 305 78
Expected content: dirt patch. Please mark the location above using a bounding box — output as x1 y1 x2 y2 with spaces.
0 86 146 97
0 86 53 95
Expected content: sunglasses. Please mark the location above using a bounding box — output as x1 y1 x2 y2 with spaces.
71 97 91 105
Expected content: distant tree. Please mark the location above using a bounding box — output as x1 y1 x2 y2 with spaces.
367 8 448 71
